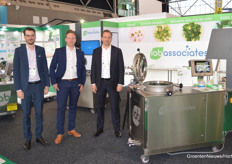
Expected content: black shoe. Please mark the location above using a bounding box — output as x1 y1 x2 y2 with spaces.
115 131 121 138
94 130 103 137
36 137 48 146
24 140 31 151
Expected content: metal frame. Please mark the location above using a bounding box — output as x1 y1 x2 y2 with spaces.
49 0 115 12
159 0 232 16
40 18 78 27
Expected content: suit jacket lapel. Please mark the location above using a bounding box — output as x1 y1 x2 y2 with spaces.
23 45 29 69
63 47 67 70
76 48 78 66
76 48 79 76
110 45 113 72
35 46 40 70
99 47 102 75
22 45 29 81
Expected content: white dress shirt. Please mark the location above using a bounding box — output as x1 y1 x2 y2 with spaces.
62 46 77 79
101 45 111 78
26 46 40 82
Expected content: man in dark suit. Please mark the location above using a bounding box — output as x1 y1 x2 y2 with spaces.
91 30 124 138
50 30 86 144
13 27 50 151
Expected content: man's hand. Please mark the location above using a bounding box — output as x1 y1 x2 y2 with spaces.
44 86 49 95
53 83 59 91
117 84 123 92
92 84 97 94
17 90 24 99
78 84 83 92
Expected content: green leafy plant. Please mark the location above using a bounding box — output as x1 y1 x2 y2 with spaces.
183 22 201 41
216 20 232 29
154 25 171 42
49 31 54 41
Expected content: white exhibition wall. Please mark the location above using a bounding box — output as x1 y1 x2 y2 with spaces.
82 13 232 85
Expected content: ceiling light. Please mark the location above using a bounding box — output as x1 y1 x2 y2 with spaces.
80 19 85 24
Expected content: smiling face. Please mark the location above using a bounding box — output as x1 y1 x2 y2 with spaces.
101 31 112 47
65 33 76 48
24 30 36 46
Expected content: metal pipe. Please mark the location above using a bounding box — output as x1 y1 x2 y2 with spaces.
182 0 198 16
215 59 221 72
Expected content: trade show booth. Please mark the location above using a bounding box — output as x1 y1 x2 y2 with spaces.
81 12 232 163
0 25 69 116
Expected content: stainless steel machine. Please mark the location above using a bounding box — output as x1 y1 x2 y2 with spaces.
206 28 232 135
127 51 227 163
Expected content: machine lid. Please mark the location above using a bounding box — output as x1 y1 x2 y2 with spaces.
143 81 175 94
143 81 173 86
132 52 147 83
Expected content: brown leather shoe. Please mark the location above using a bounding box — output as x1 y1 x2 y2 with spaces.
68 130 81 137
55 134 63 144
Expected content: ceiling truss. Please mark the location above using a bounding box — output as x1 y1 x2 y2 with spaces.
158 0 232 16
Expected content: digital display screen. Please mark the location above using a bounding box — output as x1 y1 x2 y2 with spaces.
81 40 100 55
194 61 211 73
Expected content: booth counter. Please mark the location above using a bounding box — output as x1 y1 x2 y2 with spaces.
77 73 96 110
77 71 110 112
0 82 17 117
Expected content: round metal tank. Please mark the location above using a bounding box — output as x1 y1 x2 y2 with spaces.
143 81 175 94
130 50 182 95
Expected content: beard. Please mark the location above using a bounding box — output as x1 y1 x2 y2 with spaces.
26 39 35 45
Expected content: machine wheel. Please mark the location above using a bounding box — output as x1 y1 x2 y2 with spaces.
212 146 219 152
179 83 183 88
128 138 133 147
212 145 222 152
90 109 95 114
167 91 173 96
141 155 149 163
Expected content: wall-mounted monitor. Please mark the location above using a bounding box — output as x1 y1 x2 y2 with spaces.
81 40 100 55
189 59 213 76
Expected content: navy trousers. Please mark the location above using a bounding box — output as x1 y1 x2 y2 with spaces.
56 80 80 135
21 83 44 141
97 79 120 132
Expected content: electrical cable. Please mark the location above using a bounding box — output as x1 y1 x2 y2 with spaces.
167 144 224 155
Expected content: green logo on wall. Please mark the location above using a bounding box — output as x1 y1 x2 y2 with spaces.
150 47 164 60
0 91 11 107
83 31 87 36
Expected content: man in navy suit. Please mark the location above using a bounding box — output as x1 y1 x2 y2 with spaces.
91 30 124 138
13 27 50 151
50 30 86 144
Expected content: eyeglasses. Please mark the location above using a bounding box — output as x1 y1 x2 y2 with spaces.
25 35 36 38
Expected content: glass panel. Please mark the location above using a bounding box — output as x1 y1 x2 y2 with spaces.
118 0 136 17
